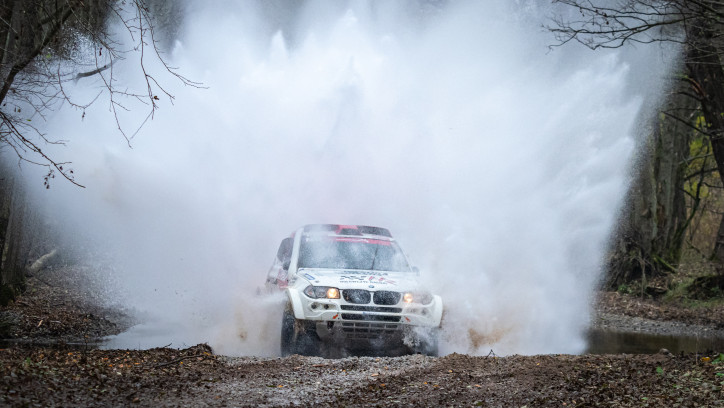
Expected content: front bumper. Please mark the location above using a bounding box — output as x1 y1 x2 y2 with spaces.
287 289 443 341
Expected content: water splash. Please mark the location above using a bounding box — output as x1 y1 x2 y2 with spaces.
18 1 675 355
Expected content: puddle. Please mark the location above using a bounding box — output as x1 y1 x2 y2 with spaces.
101 322 207 350
4 327 723 356
586 328 724 354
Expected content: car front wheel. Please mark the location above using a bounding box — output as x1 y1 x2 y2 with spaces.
280 304 320 356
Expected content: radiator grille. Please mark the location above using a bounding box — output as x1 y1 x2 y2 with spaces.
373 290 401 305
343 289 371 304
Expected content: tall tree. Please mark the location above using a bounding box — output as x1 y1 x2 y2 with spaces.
607 90 692 289
551 1 724 286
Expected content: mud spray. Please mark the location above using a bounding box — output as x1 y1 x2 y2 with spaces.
17 1 676 355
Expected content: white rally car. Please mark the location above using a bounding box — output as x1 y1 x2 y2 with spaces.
265 224 443 356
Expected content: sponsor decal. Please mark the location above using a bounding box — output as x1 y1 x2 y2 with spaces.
304 273 315 281
339 276 397 285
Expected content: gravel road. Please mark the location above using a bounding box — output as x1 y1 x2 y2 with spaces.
2 344 722 407
2 267 724 406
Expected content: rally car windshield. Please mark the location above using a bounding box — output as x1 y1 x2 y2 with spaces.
298 238 411 272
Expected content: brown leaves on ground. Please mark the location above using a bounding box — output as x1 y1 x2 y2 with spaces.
5 346 721 407
2 265 723 406
0 343 223 407
0 266 130 342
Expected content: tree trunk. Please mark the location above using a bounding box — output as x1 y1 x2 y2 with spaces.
0 165 25 305
686 19 724 281
606 91 690 289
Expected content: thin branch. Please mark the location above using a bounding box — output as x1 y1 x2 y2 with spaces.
72 60 113 83
0 110 83 187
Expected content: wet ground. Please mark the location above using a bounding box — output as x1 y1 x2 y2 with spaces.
2 343 722 406
587 327 724 355
587 291 724 355
1 266 724 406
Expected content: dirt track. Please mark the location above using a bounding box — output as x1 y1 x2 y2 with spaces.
1 267 724 406
2 344 723 407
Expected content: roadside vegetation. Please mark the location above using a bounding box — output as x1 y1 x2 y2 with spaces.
551 1 724 307
0 0 190 306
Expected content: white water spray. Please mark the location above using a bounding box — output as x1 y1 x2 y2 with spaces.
17 1 675 355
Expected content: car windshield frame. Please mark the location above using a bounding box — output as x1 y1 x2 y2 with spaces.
297 236 412 272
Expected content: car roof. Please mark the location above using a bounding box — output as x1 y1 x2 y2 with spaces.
301 224 393 240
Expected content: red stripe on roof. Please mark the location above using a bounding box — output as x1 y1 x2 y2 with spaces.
335 225 358 234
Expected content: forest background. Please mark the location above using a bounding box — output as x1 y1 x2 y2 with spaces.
1 0 724 309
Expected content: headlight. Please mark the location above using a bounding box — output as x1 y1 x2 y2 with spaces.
303 285 341 299
403 291 433 304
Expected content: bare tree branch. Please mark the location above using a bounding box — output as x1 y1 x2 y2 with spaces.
0 0 201 187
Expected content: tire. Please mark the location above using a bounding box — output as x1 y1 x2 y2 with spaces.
280 305 320 357
280 307 296 356
413 328 439 357
419 337 439 357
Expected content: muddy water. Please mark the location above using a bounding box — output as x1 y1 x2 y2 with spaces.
5 327 722 355
586 328 724 355
4 330 722 356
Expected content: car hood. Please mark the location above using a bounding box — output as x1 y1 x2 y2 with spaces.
296 268 424 291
